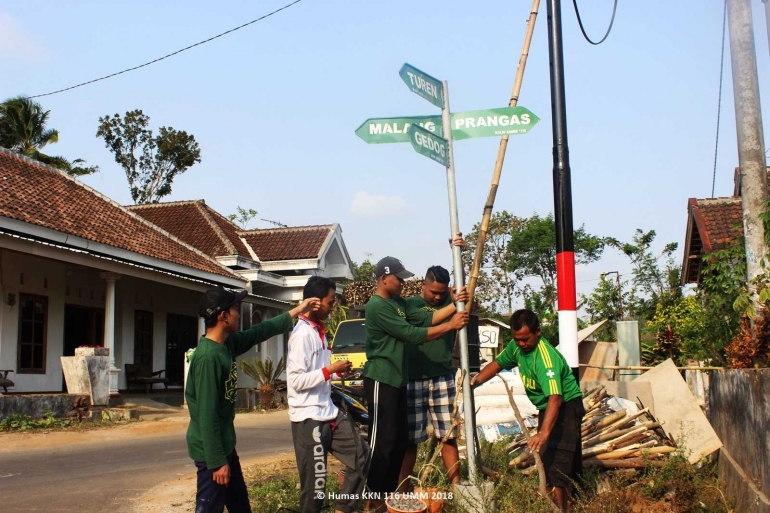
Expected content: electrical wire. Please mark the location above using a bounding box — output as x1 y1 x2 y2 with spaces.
27 0 304 99
712 0 727 199
572 0 618 45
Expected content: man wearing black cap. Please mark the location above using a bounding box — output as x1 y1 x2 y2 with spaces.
186 286 320 513
364 256 469 503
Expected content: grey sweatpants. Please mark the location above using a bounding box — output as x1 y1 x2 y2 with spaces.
291 408 370 513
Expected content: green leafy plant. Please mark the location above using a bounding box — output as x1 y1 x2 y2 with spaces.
325 301 349 344
241 356 286 410
0 410 73 432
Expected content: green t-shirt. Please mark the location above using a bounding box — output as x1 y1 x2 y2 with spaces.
363 295 434 388
405 294 456 380
495 337 582 410
186 312 293 469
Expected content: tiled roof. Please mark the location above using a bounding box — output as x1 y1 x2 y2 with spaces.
240 225 334 261
0 149 242 281
690 197 742 252
127 200 251 258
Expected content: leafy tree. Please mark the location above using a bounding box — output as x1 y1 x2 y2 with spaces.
607 229 680 321
228 207 258 229
0 96 98 176
96 109 201 204
463 210 526 314
351 259 377 282
583 275 630 341
507 213 606 312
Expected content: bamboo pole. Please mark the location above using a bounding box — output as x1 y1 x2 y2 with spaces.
466 0 541 307
578 364 724 371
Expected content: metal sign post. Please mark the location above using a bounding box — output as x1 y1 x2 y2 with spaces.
439 78 478 482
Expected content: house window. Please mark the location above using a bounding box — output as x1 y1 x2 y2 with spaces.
17 294 48 374
134 310 154 366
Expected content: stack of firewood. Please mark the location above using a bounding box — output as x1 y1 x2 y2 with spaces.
342 278 423 306
508 385 676 471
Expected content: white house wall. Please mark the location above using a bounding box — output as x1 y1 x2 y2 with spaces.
0 250 105 392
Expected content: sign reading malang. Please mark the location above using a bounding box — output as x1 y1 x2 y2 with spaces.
356 106 538 144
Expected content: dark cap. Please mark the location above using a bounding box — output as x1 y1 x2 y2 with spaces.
375 256 414 279
199 286 249 320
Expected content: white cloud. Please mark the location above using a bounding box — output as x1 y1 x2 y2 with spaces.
0 13 47 62
348 191 409 218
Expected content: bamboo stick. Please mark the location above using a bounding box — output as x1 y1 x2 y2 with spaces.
584 408 648 443
582 422 660 449
583 458 666 469
582 409 627 436
595 446 676 461
579 364 724 371
466 0 541 307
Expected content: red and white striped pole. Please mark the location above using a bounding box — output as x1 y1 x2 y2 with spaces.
546 0 579 379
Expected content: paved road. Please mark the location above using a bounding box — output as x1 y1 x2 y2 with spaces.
0 411 295 512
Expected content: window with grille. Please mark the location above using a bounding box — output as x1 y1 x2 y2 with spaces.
17 294 48 373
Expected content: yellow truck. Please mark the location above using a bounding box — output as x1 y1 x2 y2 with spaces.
330 319 367 387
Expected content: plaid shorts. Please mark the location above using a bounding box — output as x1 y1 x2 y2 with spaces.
407 373 457 444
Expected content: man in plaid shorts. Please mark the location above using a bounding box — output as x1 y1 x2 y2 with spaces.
399 265 461 487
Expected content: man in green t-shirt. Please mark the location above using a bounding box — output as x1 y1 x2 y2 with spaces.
398 265 461 488
363 256 468 504
471 309 584 512
186 286 319 513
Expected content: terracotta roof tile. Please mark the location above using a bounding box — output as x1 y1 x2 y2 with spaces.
0 149 241 280
692 197 742 252
240 225 334 261
128 201 251 258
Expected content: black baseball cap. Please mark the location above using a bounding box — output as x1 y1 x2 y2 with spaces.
199 286 249 320
375 256 414 279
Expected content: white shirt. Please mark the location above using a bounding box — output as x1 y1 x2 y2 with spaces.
286 317 338 422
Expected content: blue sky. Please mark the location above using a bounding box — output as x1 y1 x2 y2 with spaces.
2 1 769 313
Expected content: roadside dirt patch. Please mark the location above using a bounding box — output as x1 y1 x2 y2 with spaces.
0 416 189 453
132 453 303 513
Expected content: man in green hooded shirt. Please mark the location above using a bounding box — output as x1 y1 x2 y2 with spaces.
186 286 319 513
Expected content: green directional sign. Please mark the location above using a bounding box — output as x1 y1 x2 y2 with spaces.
408 124 448 166
450 106 539 140
356 107 539 144
400 64 443 108
355 115 442 144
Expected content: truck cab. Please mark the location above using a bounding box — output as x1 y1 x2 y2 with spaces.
330 319 367 387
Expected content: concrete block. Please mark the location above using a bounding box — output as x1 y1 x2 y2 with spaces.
61 355 110 406
453 481 495 513
0 394 89 421
617 321 641 381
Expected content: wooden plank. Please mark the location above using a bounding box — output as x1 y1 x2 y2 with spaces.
633 359 722 464
579 341 618 381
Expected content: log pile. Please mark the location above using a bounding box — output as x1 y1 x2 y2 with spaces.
507 385 676 472
343 278 423 306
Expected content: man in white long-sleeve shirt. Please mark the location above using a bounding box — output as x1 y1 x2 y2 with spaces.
288 276 370 513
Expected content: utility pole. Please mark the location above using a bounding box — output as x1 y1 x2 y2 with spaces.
546 0 579 379
728 0 769 313
762 0 770 60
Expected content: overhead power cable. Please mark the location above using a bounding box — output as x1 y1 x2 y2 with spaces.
27 0 304 99
572 0 618 45
712 0 727 199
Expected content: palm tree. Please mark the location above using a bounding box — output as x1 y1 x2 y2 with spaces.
0 96 97 176
240 356 286 410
